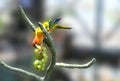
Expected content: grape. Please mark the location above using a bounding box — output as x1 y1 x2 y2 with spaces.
33 46 48 71
34 48 40 54
37 65 42 70
34 53 43 60
41 66 45 70
33 60 39 65
41 62 45 70
33 60 39 69
42 53 48 61
41 58 45 63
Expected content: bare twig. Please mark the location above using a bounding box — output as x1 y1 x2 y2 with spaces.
55 58 96 69
19 6 36 31
38 22 56 81
0 61 43 81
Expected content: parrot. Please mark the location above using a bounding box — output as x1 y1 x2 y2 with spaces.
46 17 71 32
32 17 71 46
32 27 44 46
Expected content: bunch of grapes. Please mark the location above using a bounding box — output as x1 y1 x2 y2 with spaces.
33 47 48 71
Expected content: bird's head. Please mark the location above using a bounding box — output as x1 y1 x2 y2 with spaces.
32 27 44 46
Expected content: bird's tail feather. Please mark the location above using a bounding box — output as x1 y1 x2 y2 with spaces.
56 25 72 29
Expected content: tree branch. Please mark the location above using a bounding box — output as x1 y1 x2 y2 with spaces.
55 58 96 69
19 6 36 31
38 22 56 81
0 61 43 81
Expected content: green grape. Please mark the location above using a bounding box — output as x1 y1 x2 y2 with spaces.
41 58 45 63
34 48 40 54
43 54 48 60
37 65 42 71
34 53 43 60
42 47 46 51
41 62 45 70
33 59 46 71
33 47 48 71
34 47 47 60
33 60 39 69
42 47 47 54
41 66 45 70
33 60 42 69
39 60 43 66
34 48 43 60
43 53 47 58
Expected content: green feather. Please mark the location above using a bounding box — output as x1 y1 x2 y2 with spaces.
55 25 72 29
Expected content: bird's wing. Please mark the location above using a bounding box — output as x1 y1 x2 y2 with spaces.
49 18 61 29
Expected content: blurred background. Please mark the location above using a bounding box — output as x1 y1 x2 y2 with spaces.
0 0 120 81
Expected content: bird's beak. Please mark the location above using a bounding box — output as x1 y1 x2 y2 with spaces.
32 37 38 46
